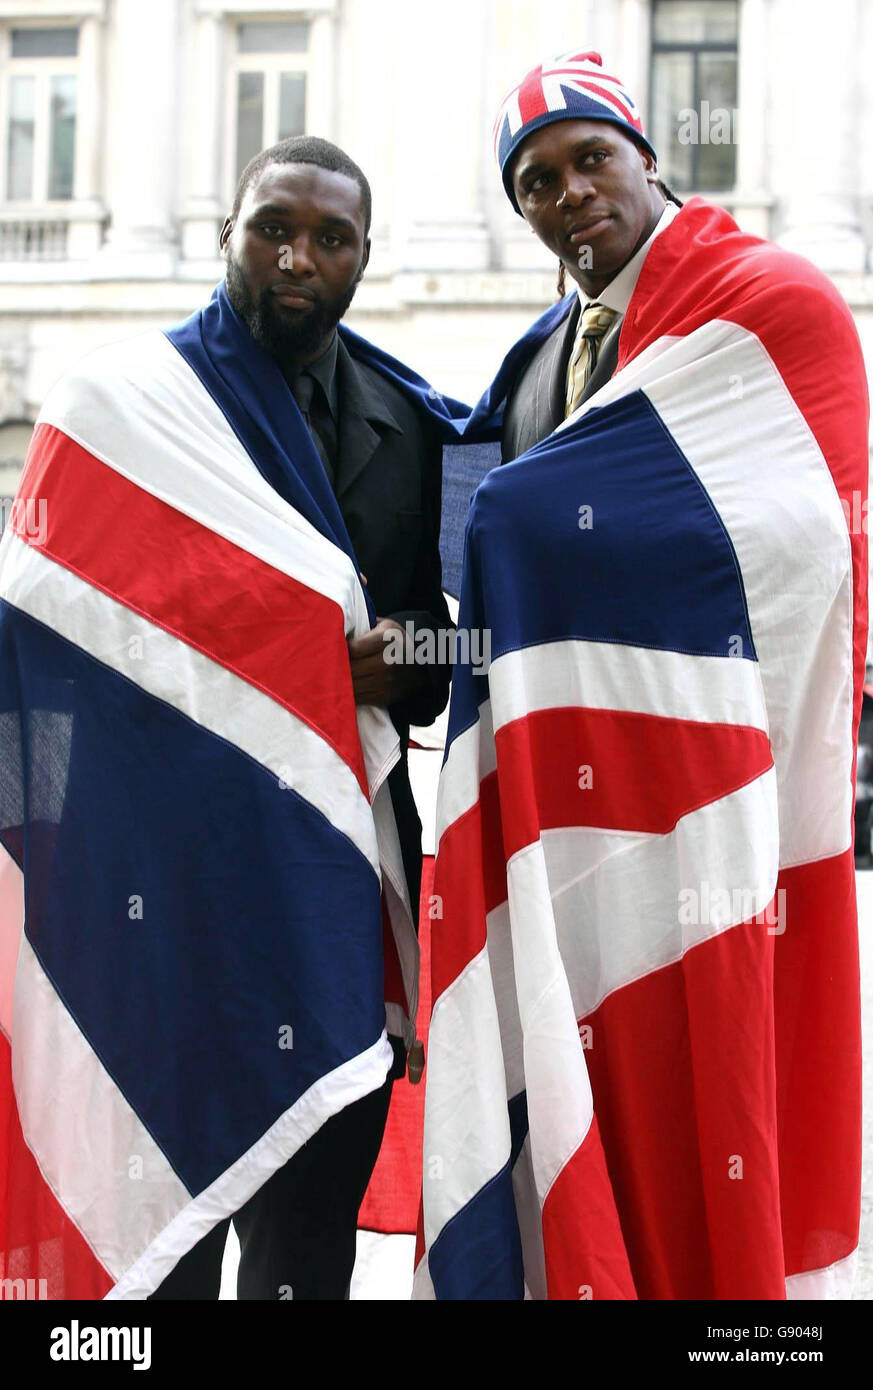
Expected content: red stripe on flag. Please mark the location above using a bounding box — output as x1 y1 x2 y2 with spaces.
360 857 435 1236
773 851 861 1279
542 1116 637 1300
577 79 639 126
430 773 506 1005
496 706 773 860
549 63 626 89
14 424 368 793
0 1030 113 1299
516 66 547 123
581 908 786 1298
381 895 406 1012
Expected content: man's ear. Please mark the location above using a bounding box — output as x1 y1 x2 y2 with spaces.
219 218 233 257
358 237 371 281
642 150 660 185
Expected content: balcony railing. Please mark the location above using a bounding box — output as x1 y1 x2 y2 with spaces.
0 219 68 261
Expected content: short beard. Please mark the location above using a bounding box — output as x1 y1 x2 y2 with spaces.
225 254 360 365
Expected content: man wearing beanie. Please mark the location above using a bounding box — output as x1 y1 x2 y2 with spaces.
417 51 868 1300
497 52 681 461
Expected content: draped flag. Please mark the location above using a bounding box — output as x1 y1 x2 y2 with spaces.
0 286 429 1299
415 199 868 1300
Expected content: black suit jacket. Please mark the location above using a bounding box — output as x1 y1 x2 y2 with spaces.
501 298 623 462
332 336 452 920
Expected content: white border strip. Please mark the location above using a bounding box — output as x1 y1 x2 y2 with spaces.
0 840 24 1042
785 1249 857 1300
422 946 511 1247
13 934 192 1285
107 1033 392 1299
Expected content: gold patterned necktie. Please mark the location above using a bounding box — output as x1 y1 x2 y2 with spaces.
565 302 618 417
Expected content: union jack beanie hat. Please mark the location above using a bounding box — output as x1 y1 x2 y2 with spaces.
493 50 657 213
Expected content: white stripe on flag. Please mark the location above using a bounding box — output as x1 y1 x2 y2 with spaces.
36 329 370 635
512 1132 548 1300
350 1231 416 1300
435 699 497 848
441 720 778 1097
542 74 572 111
422 946 511 1249
545 766 779 1022
0 840 24 1041
505 838 595 1206
372 779 418 1039
411 1252 436 1300
12 933 192 1283
483 898 525 1101
506 92 523 137
489 640 769 738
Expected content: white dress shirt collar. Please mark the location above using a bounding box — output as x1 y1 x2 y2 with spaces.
579 200 681 316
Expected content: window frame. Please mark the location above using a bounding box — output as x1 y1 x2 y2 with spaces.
0 20 80 205
648 0 740 193
224 14 312 197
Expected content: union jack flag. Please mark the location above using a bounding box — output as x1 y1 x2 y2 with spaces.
0 286 426 1299
493 50 649 167
414 198 868 1300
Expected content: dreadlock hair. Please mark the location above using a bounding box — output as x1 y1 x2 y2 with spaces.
657 177 684 207
230 135 372 235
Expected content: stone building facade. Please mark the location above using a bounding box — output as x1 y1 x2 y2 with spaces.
1 0 872 500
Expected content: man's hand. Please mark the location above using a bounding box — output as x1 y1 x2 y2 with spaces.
348 618 422 707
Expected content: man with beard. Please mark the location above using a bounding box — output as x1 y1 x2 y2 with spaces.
221 137 450 742
141 138 452 1300
0 131 450 1302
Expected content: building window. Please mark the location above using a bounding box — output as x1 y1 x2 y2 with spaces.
0 26 79 202
650 0 739 193
232 20 310 179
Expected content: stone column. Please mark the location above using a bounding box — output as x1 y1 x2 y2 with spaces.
333 0 393 268
615 0 651 113
307 10 336 137
179 7 225 269
393 0 490 270
773 0 864 271
491 0 601 272
94 0 179 278
67 12 106 260
730 0 771 238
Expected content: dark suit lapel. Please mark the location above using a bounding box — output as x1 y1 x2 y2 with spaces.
504 300 579 460
334 338 401 500
547 297 580 432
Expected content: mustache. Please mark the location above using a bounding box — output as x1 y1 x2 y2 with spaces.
225 256 363 360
